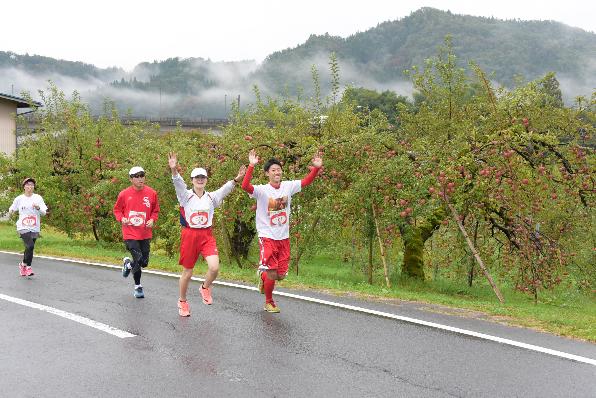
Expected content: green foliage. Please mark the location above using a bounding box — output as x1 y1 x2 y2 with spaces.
2 47 593 304
396 39 594 299
110 57 216 94
7 86 145 240
329 52 340 105
343 87 410 124
0 51 123 80
537 72 564 108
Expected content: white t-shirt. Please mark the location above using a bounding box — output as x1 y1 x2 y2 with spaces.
9 194 48 233
172 174 235 228
250 180 301 240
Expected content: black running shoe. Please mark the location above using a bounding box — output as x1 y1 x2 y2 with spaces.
122 257 132 278
134 286 144 298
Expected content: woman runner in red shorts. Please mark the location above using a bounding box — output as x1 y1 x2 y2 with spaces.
168 152 245 317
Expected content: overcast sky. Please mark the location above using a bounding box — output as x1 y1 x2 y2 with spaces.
2 0 594 70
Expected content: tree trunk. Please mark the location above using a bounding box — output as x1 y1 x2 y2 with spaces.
92 219 100 241
430 239 439 280
291 215 321 276
467 220 479 287
230 218 256 261
365 203 376 284
372 205 391 288
368 233 373 284
400 207 445 279
220 214 243 268
448 203 504 303
401 227 425 278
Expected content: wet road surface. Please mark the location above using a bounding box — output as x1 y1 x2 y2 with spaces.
1 252 595 397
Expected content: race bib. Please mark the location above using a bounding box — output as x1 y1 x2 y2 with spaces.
269 210 288 226
267 195 288 227
128 210 147 227
21 215 37 228
189 210 209 226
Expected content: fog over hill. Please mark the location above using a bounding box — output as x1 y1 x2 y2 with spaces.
1 8 594 118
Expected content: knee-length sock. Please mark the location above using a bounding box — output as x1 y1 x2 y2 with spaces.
263 272 275 304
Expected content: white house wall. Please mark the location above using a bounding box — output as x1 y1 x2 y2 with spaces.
0 98 17 155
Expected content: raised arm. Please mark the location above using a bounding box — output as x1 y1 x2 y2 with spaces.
301 151 323 187
168 152 190 205
211 164 247 207
241 149 259 194
234 164 247 184
168 152 180 176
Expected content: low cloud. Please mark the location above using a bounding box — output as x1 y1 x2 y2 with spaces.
0 67 105 100
1 52 592 119
202 60 258 87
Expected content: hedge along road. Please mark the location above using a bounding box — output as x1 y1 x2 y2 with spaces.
1 251 594 397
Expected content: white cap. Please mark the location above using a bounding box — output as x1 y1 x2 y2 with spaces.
190 167 208 178
129 166 145 176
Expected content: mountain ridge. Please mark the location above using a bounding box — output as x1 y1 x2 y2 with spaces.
1 7 594 117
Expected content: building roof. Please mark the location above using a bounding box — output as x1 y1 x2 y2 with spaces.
0 93 42 108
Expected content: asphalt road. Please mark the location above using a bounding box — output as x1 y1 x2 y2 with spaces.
1 252 595 397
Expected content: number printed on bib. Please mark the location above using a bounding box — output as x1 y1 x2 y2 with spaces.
21 215 37 227
189 210 209 226
128 210 147 226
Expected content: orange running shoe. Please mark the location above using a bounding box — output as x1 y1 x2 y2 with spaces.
200 285 213 305
178 300 190 317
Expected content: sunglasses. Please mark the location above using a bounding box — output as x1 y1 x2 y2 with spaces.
130 172 145 178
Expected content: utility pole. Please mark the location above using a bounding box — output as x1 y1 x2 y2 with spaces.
237 95 240 109
224 94 227 115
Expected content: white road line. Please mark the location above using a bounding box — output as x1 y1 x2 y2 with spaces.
0 293 135 339
276 291 596 366
1 250 595 365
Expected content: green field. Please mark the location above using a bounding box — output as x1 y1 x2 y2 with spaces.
1 221 594 342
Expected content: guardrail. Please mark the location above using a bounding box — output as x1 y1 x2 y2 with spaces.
119 116 229 127
21 114 229 128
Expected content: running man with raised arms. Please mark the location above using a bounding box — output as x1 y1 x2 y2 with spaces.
241 149 322 313
169 152 246 317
